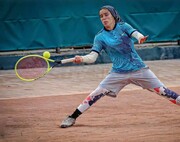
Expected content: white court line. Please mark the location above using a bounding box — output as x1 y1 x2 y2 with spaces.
0 85 179 101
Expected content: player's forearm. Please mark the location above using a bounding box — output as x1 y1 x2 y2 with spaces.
82 51 98 63
132 31 144 42
132 31 148 44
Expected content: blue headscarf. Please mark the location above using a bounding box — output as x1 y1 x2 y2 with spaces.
101 5 121 23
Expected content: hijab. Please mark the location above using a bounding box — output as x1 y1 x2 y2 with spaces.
100 5 121 23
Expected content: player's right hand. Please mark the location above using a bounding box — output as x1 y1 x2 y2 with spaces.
139 35 148 44
74 55 83 63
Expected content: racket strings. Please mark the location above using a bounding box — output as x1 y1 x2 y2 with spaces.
16 56 48 80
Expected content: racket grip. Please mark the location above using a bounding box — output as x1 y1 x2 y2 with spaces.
61 58 74 64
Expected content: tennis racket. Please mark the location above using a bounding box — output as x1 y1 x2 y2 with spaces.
14 55 74 81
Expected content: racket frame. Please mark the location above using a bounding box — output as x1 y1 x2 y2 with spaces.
14 54 73 81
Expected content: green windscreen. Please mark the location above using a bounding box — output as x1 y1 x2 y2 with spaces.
0 0 179 51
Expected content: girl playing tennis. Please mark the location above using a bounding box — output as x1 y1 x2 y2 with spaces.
60 5 180 128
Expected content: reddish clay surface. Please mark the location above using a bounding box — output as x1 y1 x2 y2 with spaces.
0 60 180 142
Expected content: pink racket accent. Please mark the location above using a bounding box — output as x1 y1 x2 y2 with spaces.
16 56 48 79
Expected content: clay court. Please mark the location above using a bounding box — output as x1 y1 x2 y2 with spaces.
0 60 180 142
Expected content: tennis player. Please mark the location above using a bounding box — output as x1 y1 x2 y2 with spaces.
60 5 180 128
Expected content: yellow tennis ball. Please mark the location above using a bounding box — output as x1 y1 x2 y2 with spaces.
43 51 51 59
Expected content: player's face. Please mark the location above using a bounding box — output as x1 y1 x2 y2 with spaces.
99 9 115 30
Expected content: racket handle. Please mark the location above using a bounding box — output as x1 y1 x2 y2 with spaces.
61 58 74 64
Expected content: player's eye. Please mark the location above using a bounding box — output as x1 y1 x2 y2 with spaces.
104 13 109 17
100 13 109 19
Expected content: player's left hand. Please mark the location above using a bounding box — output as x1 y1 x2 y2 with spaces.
139 35 148 44
74 55 83 64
